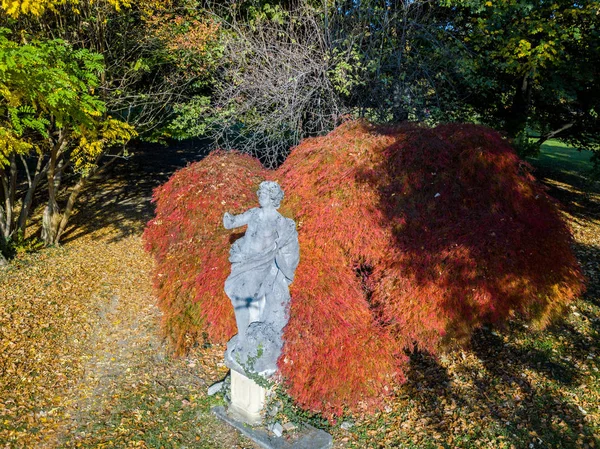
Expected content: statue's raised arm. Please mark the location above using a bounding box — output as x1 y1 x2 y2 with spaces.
223 210 253 230
223 181 299 377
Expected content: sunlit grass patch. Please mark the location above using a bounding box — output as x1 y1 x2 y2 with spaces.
60 379 224 448
528 140 595 175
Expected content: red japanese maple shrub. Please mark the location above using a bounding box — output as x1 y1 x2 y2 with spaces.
143 151 267 353
144 121 583 419
367 123 584 344
277 120 582 416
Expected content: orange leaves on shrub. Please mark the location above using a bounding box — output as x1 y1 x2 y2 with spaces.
143 121 584 418
367 123 584 343
280 239 401 417
277 125 401 416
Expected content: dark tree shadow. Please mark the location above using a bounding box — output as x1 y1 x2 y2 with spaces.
400 320 598 448
60 138 211 244
529 163 600 223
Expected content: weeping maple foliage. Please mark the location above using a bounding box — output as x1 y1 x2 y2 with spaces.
143 121 584 418
143 151 268 351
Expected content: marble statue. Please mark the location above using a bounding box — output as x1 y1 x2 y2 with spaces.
223 181 299 377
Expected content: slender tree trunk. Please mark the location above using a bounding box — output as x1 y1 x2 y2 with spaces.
0 175 8 239
17 153 47 234
42 133 66 246
0 202 7 241
0 209 7 267
0 244 7 267
55 177 87 244
0 181 9 265
8 154 17 234
0 154 18 239
42 173 60 246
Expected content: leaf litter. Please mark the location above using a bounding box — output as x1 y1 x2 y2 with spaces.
1 141 260 449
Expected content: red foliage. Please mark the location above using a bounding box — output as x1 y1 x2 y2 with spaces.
143 151 267 352
143 121 584 418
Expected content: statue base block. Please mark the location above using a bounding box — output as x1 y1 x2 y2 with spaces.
212 406 333 449
229 369 268 425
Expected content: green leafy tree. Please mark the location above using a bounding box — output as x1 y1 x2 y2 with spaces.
1 0 221 139
443 0 600 156
0 29 135 251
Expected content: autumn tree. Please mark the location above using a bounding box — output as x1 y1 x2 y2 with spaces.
0 30 135 249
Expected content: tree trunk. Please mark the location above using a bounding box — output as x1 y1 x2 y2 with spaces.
42 133 65 246
0 210 8 266
41 188 61 246
17 153 47 234
8 154 17 233
0 247 7 267
55 177 87 244
0 154 17 239
506 73 532 138
0 202 8 243
0 178 7 239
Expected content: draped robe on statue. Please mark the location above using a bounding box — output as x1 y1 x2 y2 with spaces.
224 208 299 375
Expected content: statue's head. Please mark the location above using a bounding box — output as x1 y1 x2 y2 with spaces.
258 181 284 208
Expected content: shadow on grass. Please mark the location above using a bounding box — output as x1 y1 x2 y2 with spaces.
60 139 211 244
527 154 600 222
401 322 598 449
529 143 594 174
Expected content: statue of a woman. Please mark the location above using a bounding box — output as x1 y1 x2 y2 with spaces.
223 181 299 375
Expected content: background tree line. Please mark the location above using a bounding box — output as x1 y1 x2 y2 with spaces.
0 0 598 262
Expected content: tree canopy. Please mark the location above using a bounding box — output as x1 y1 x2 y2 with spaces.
0 0 598 252
444 0 600 155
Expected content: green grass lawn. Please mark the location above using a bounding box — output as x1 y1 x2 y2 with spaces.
528 140 595 175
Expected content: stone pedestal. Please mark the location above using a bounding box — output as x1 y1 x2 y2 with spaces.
228 369 268 425
212 406 334 449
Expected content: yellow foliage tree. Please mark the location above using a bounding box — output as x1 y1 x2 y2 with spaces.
1 0 131 17
0 30 136 251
